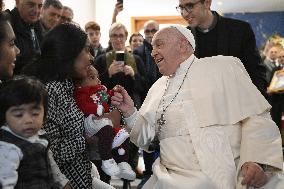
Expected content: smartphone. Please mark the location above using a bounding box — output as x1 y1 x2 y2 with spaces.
116 51 124 62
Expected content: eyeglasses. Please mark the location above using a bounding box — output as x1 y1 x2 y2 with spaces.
144 29 158 34
60 16 72 22
110 34 125 39
176 0 201 13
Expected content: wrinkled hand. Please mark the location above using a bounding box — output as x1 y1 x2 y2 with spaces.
123 65 135 77
111 85 135 117
241 162 268 188
108 60 124 77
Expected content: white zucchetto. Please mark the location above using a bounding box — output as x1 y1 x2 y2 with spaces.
170 24 196 51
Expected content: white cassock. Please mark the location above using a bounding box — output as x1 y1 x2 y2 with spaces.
125 55 284 189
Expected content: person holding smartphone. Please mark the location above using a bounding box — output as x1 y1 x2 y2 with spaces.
94 22 147 109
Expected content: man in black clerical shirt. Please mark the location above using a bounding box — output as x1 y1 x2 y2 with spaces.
177 0 267 97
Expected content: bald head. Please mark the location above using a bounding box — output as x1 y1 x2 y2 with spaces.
144 20 159 43
143 20 159 29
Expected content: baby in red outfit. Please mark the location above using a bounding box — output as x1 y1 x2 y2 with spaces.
74 66 135 180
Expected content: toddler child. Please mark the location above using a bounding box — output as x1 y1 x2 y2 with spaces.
74 66 135 180
0 76 70 189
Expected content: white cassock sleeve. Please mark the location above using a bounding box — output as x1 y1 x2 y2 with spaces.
236 111 284 189
238 111 283 170
124 109 156 152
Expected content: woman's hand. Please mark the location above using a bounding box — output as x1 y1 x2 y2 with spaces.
108 60 124 77
123 65 135 77
111 85 135 117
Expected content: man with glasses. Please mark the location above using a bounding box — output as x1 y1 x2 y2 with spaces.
133 20 162 189
177 0 267 97
134 20 161 88
58 5 73 24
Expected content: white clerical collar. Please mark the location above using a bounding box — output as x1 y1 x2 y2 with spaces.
174 54 196 77
1 125 48 146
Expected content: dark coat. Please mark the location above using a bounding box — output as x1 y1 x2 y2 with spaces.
0 129 54 189
268 66 284 128
188 11 267 97
6 8 43 74
133 40 161 88
90 44 106 60
44 79 93 188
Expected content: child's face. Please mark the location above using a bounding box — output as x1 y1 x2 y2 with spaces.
5 102 44 138
81 67 101 87
130 35 144 50
86 28 101 46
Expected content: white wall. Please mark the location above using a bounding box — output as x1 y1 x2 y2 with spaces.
4 0 284 47
95 0 180 47
3 0 180 47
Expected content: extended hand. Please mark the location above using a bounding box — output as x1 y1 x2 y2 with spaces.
111 85 135 117
112 2 123 23
114 2 123 15
241 162 268 187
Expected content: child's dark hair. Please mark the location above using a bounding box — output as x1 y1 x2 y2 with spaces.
0 75 48 125
129 32 144 44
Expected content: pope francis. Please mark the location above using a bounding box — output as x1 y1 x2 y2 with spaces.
111 25 284 189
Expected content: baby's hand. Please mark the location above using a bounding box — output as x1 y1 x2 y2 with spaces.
103 109 121 127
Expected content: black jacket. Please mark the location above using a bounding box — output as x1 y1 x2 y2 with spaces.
188 11 267 97
133 40 161 88
6 8 43 74
90 44 106 60
0 129 54 189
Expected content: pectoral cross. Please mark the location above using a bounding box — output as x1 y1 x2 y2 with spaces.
157 113 166 126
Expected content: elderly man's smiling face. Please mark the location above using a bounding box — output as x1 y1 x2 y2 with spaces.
151 28 185 76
